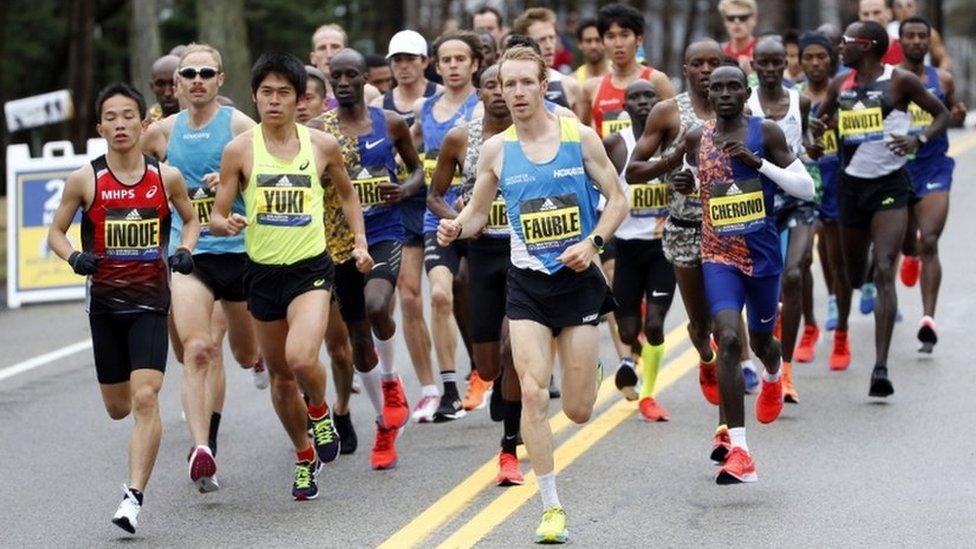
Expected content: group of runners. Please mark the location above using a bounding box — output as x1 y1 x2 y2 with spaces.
46 0 963 542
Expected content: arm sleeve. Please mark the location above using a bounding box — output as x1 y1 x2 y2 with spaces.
758 158 815 201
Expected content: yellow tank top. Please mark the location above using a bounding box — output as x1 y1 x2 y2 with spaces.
243 124 325 265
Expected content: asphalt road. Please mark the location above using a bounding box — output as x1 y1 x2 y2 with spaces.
2 130 975 547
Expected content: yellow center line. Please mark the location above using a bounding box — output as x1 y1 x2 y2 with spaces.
377 322 691 549
435 345 701 549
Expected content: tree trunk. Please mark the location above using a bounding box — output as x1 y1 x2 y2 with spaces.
67 0 94 149
129 0 160 107
197 0 253 117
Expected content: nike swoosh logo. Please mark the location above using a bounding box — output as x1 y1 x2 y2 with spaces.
925 182 942 190
299 160 310 171
372 262 387 269
651 291 669 297
312 278 325 287
365 139 385 150
760 316 775 323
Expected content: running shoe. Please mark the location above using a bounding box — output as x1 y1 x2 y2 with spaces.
371 422 399 470
917 316 938 353
548 376 561 399
496 451 525 486
742 360 759 394
825 295 838 331
333 412 358 455
351 371 362 394
900 255 921 287
715 446 758 485
382 377 410 427
614 358 639 401
782 362 799 404
710 425 731 464
859 282 876 315
829 330 851 371
251 358 269 390
462 371 493 411
291 459 322 501
111 485 141 534
869 366 894 398
310 414 341 464
412 394 440 423
794 324 820 363
699 360 720 406
756 377 783 424
638 396 670 422
188 445 219 493
433 395 466 423
534 506 568 544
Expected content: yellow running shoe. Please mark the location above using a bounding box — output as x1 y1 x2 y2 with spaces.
534 506 568 544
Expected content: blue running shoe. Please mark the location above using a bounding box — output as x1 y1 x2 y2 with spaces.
859 283 876 315
741 360 759 394
825 295 838 331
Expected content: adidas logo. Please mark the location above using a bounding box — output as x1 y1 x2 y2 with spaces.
275 175 292 186
357 168 371 179
540 198 557 211
852 100 865 110
726 183 742 195
192 187 208 199
125 209 142 221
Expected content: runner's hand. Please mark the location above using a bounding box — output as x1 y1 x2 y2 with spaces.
950 101 967 126
722 141 762 169
225 213 248 236
438 218 461 246
808 117 827 140
353 247 373 274
377 182 406 204
670 170 696 195
68 251 100 275
804 141 825 160
558 240 596 272
168 247 194 274
886 134 918 156
203 172 220 191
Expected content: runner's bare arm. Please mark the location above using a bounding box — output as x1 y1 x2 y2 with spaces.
602 133 626 174
814 75 843 123
440 134 501 244
230 109 257 135
580 77 598 126
939 68 966 128
385 112 424 201
211 134 248 236
426 126 466 220
651 71 676 100
365 83 381 104
892 69 950 155
47 166 92 262
162 164 199 251
626 100 682 183
140 117 173 160
409 98 425 149
561 76 582 116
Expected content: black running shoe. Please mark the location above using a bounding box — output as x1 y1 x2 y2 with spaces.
614 359 639 401
310 414 341 463
433 395 467 422
548 376 561 399
917 317 938 354
489 378 504 422
869 366 894 398
333 412 358 455
292 460 321 501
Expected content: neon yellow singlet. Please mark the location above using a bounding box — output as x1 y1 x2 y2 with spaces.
243 124 325 265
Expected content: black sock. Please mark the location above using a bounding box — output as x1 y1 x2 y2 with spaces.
208 412 221 455
129 488 144 505
441 370 459 399
501 400 521 454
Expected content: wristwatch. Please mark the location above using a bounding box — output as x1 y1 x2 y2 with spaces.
587 234 605 254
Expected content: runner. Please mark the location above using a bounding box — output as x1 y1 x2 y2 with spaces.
439 46 626 544
211 52 372 499
147 54 180 122
142 44 264 491
604 80 675 420
815 20 949 395
413 30 484 421
747 37 815 403
320 47 420 469
718 0 759 78
672 63 815 484
512 8 582 114
297 65 328 124
573 18 609 87
365 54 393 94
475 30 500 70
896 16 966 352
626 39 721 408
48 83 199 532
309 24 381 105
472 4 508 47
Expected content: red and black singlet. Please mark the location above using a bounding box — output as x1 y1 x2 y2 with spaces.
81 154 171 314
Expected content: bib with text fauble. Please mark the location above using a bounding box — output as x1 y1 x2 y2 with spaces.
518 193 582 253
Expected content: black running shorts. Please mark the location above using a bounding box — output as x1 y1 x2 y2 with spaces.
839 168 911 230
89 312 169 384
507 263 616 335
424 231 467 274
192 252 247 302
244 252 334 322
612 238 676 318
332 258 366 324
368 239 403 285
468 237 511 343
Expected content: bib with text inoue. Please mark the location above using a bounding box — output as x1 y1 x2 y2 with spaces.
628 181 669 218
105 207 162 260
256 173 312 227
838 102 884 144
601 111 632 137
708 178 766 236
189 186 216 235
518 193 582 253
423 150 461 187
351 166 392 210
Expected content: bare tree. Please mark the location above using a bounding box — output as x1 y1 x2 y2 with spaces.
197 0 253 116
129 0 161 106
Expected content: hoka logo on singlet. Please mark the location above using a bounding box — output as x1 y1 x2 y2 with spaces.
552 167 585 178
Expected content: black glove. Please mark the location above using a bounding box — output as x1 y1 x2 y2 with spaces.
68 251 100 275
168 247 194 274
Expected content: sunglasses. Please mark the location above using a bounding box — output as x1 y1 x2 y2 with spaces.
841 35 876 46
178 66 219 80
724 13 753 23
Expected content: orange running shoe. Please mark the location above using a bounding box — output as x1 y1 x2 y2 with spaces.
829 330 851 371
698 342 720 405
496 451 525 486
756 377 783 424
381 377 410 428
782 362 798 404
638 397 670 422
715 446 758 484
710 425 731 464
371 422 399 470
900 255 921 287
794 324 820 363
462 371 493 411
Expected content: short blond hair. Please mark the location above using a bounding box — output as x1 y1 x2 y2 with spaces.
512 8 556 36
180 43 223 71
498 46 548 86
312 24 348 47
718 0 757 16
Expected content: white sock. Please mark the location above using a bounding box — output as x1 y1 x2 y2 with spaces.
762 366 781 383
374 334 398 379
421 384 440 397
537 472 561 509
729 427 748 451
360 368 384 417
740 359 757 372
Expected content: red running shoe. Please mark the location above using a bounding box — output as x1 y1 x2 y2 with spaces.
698 350 720 406
756 377 783 424
496 451 525 486
900 255 921 287
794 324 820 363
371 422 399 470
829 330 851 371
715 446 758 484
188 446 219 493
381 377 410 428
638 397 670 422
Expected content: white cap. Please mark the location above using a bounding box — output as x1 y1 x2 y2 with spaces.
387 30 428 59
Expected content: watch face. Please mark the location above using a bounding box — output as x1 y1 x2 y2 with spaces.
593 235 605 247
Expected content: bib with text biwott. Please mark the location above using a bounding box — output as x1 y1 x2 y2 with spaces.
838 98 884 145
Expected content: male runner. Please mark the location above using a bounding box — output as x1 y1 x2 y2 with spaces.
747 37 814 403
672 64 815 484
604 80 674 421
147 55 180 122
321 48 421 469
48 83 198 532
440 45 626 544
211 52 371 499
365 54 393 94
297 66 328 124
626 39 722 407
142 44 262 491
896 16 966 352
413 30 484 421
718 0 759 77
858 0 904 65
310 24 381 104
573 18 609 87
512 8 582 114
472 4 507 47
815 21 949 395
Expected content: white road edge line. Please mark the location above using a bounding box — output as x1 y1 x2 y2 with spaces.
0 340 92 383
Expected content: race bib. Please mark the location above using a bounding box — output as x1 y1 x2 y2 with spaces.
424 150 461 187
518 193 582 253
908 102 933 135
256 173 312 227
351 166 392 209
105 207 162 260
821 129 839 157
838 105 884 144
484 198 510 237
189 186 215 235
628 181 668 218
601 110 632 137
708 178 766 236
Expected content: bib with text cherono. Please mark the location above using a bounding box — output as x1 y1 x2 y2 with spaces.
838 98 884 144
105 207 162 260
708 178 766 236
601 111 632 138
189 186 216 236
518 193 582 253
351 166 392 210
256 173 312 227
821 129 839 157
484 198 510 237
908 101 934 136
628 181 669 217
424 150 461 187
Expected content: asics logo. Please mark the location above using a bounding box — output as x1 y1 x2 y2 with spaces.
299 159 310 171
145 185 158 199
312 278 325 287
582 313 599 322
365 138 385 150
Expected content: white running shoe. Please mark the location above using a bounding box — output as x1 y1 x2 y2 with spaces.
252 359 269 390
111 484 141 534
188 445 219 493
352 371 363 394
411 394 441 423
